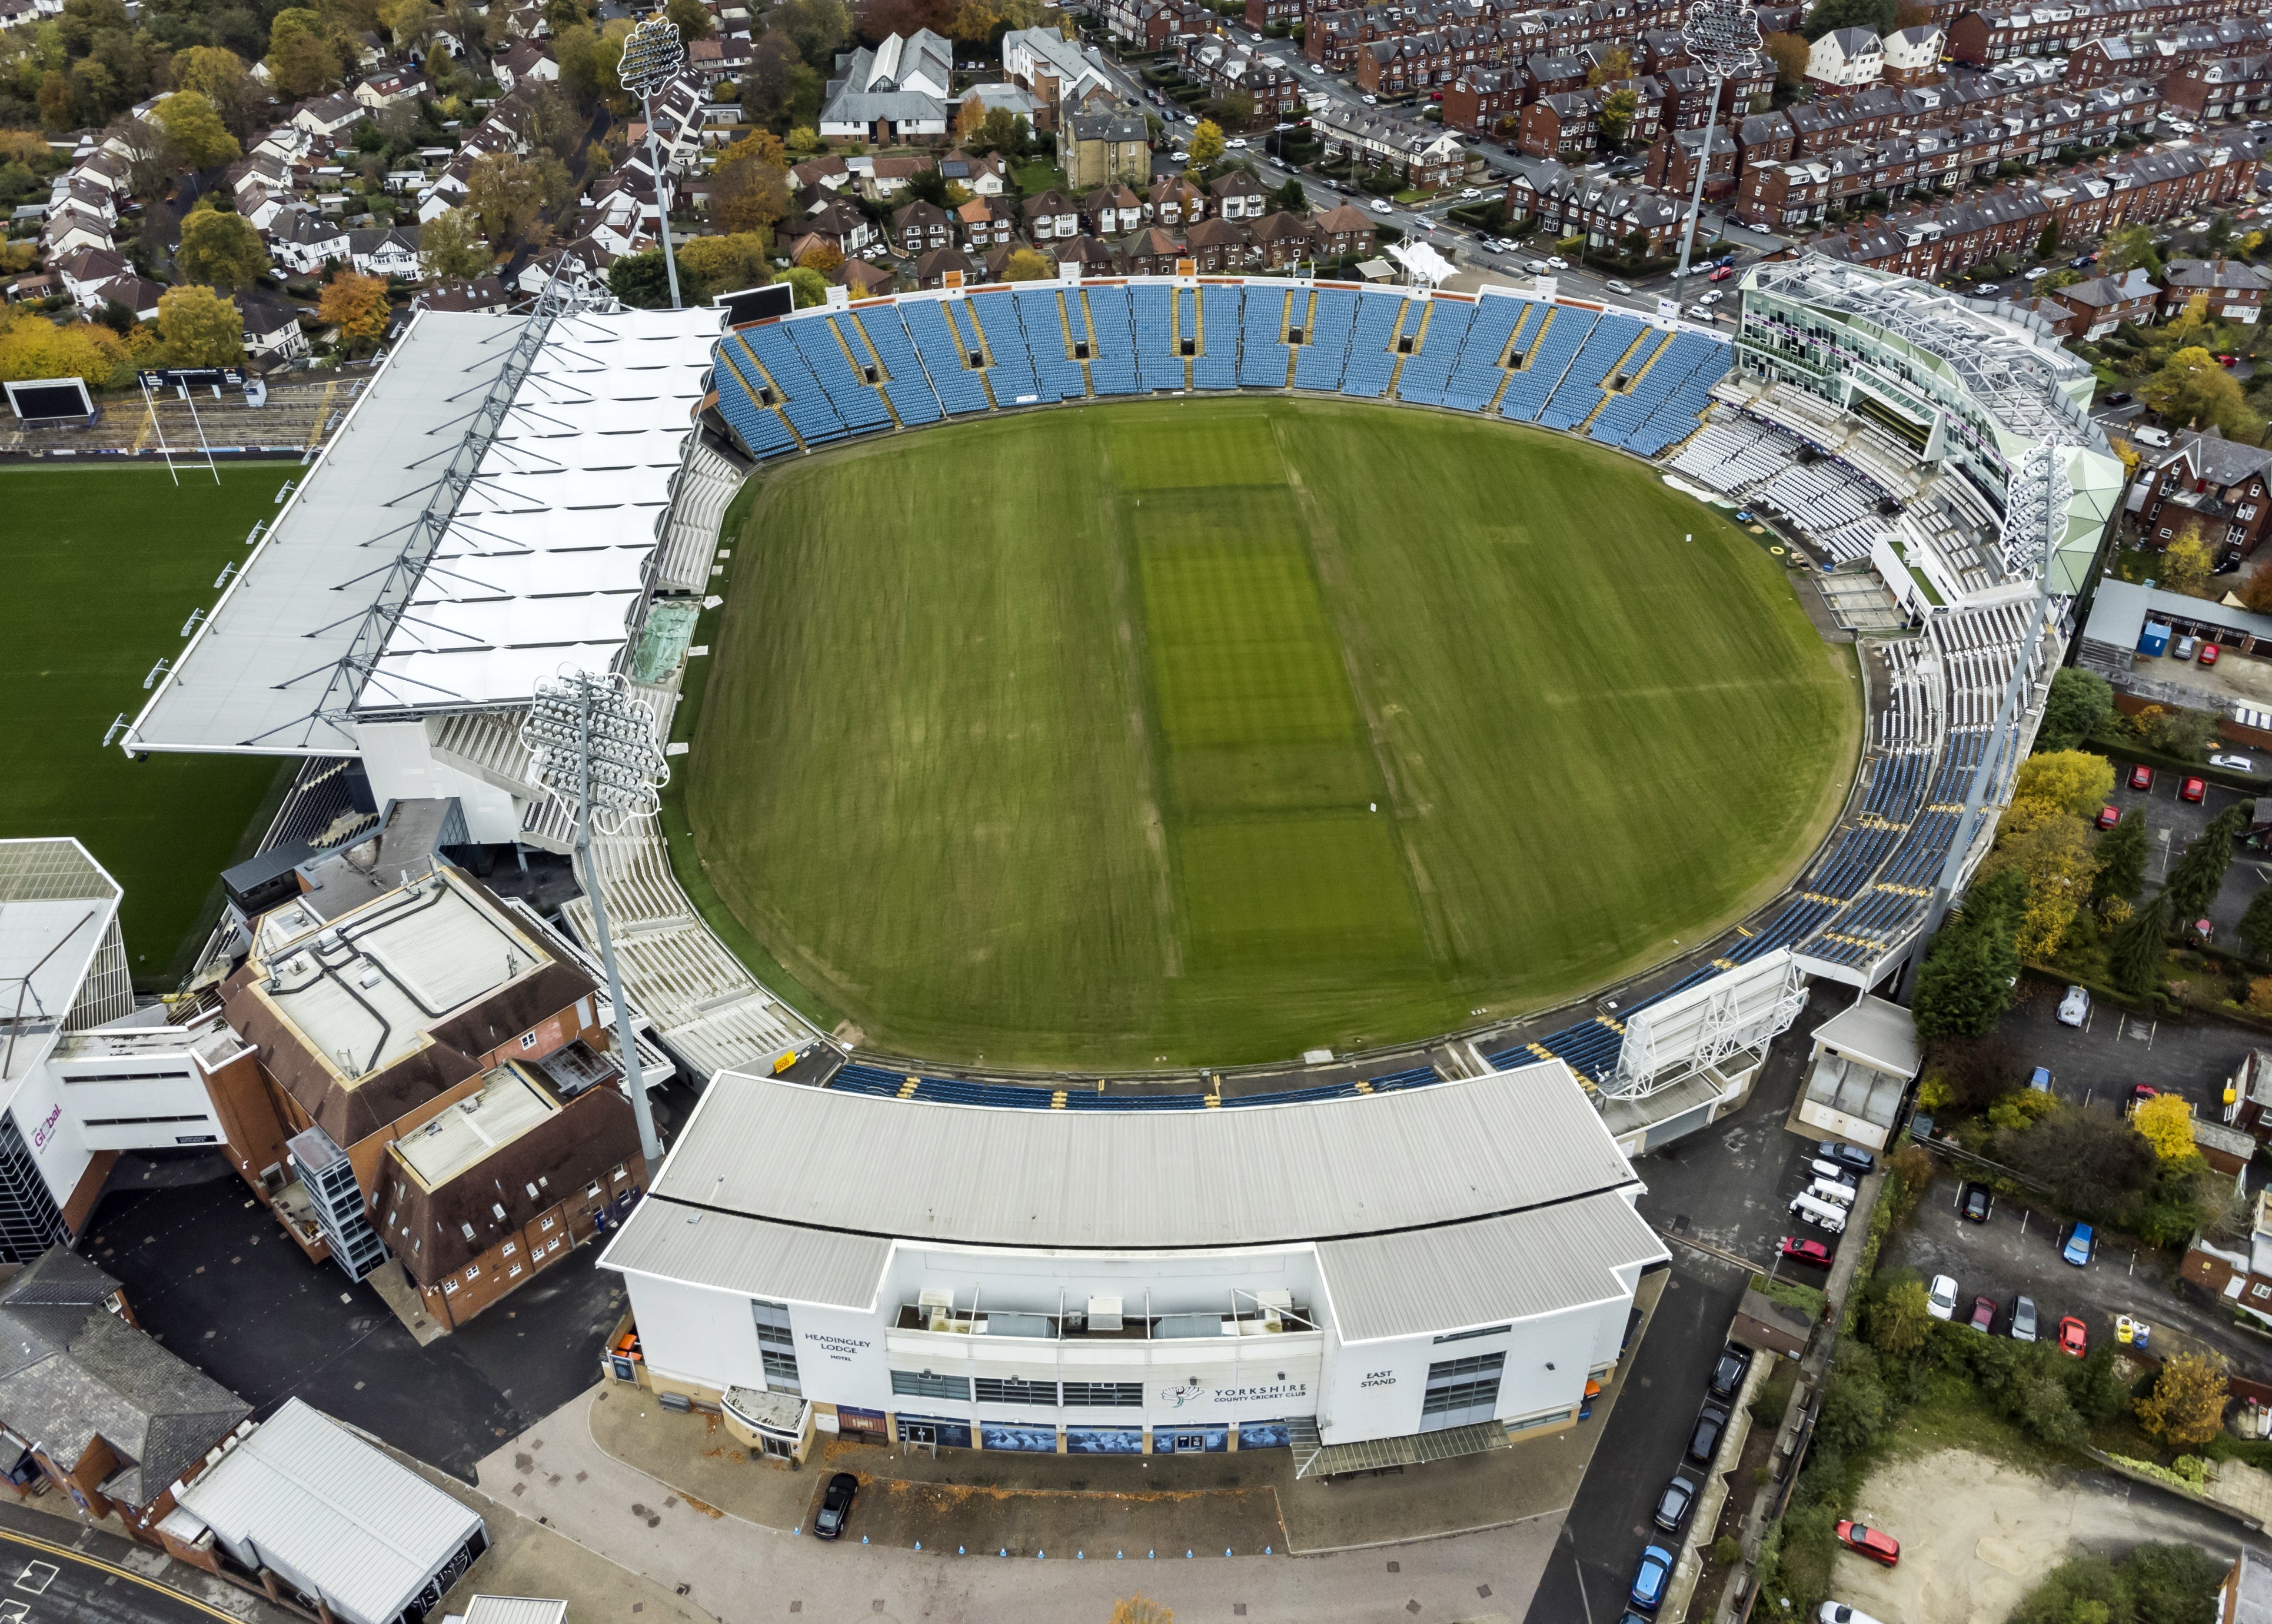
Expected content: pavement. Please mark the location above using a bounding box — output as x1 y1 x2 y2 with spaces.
1828 1447 2271 1624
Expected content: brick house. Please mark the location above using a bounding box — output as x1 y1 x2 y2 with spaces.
1314 102 1469 185
916 244 977 287
1313 200 1381 259
1122 225 1187 274
1147 174 1209 225
956 194 1018 250
2161 256 2272 322
1211 170 1272 219
1642 122 1739 199
1184 215 1256 269
1736 157 1834 229
2041 266 2160 337
1442 68 1520 135
891 198 953 255
1083 183 1146 236
2133 430 2272 563
1520 90 1598 157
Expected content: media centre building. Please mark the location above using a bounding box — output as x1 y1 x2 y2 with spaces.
599 1060 1669 1471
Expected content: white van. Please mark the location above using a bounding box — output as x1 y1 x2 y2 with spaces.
1789 1192 1848 1232
1805 1177 1858 1209
2131 424 2173 448
1808 1157 1858 1187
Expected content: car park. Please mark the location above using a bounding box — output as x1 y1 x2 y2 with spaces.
1688 1402 1730 1463
2058 984 2090 1026
2200 641 2221 665
2182 776 2207 802
2063 1222 2096 1266
1654 1475 1697 1533
1927 1273 1958 1320
1779 1235 1834 1268
1631 1545 1674 1612
1960 1181 1994 1223
815 1472 859 1539
1835 1522 1901 1567
1709 1343 1753 1400
2059 1315 2088 1356
1970 1294 1997 1333
1819 1142 1872 1174
2129 764 2153 790
2011 1294 2038 1342
2097 804 2120 830
2212 753 2255 771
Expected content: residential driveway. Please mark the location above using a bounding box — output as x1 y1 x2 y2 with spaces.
1884 1172 2270 1377
1831 1447 2269 1624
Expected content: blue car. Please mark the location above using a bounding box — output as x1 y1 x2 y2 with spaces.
2063 1223 2095 1266
1632 1545 1674 1612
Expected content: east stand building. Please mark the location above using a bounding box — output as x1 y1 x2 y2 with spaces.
600 1060 1668 1474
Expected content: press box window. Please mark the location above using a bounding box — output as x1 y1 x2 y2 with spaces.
890 1369 970 1401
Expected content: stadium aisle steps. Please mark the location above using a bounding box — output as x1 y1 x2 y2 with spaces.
1499 306 1595 423
1292 286 1359 391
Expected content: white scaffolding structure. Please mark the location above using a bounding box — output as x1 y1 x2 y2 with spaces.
1603 951 1807 1103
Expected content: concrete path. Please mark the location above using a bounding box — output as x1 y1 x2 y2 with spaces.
477 1387 1565 1624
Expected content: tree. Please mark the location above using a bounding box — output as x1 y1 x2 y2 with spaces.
1189 118 1226 169
2238 563 2272 616
2095 808 2148 903
171 47 263 137
1983 801 2098 960
155 91 241 169
465 151 550 249
1998 1098 2159 1222
1865 1276 1932 1356
2143 346 2256 440
773 0 853 66
2011 749 2114 818
2129 702 2220 761
2102 222 2164 280
379 0 440 52
2133 1092 2197 1162
740 32 803 127
1271 177 1306 212
2164 803 2248 923
795 240 844 272
1801 0 1894 39
175 208 270 289
674 231 773 298
710 132 791 235
1108 1600 1172 1624
666 0 714 38
1912 869 2025 1039
2161 533 2218 597
154 284 245 366
107 114 177 203
266 27 342 99
1597 86 1639 148
2109 889 2172 997
0 314 128 387
2242 882 2272 960
36 71 75 134
1002 247 1054 281
783 264 828 307
319 271 391 355
2036 216 2061 261
418 207 490 281
1585 44 1633 86
2037 668 2114 754
607 248 676 307
2134 1352 2230 1447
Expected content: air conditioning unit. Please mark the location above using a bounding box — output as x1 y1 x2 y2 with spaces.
1087 1295 1123 1333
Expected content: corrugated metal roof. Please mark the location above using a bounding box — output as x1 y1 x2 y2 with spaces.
463 1599 569 1624
178 1398 484 1624
1318 1190 1668 1344
599 1202 892 1310
648 1061 1638 1249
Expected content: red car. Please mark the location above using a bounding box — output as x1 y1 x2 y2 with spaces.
1837 1522 1901 1567
2129 764 2153 791
2218 353 2240 367
2059 1316 2088 1357
2097 804 2121 830
2201 642 2221 666
1779 1236 1834 1269
1970 1294 1997 1333
2183 777 2208 803
1709 265 1736 281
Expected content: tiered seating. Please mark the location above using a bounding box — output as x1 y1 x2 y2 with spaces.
1669 416 1801 493
1591 331 1719 451
1626 344 1732 457
743 322 851 444
710 343 796 458
1240 285 1291 387
1292 286 1358 390
899 301 993 414
969 290 1044 405
654 434 746 590
1499 306 1596 422
1133 285 1185 391
783 316 892 434
1193 284 1241 390
1338 289 1406 399
827 1059 1448 1111
1014 287 1087 401
1757 458 1884 548
1442 297 1531 412
1392 298 1473 407
1083 287 1140 395
1538 314 1648 432
848 307 943 427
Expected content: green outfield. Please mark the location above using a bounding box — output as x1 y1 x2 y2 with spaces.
1 464 290 987
681 398 1862 1069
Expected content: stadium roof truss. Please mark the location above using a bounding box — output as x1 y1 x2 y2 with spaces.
126 298 721 757
1603 949 1805 1103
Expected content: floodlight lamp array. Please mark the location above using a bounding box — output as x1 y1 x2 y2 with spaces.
618 18 684 100
521 672 668 833
1680 0 1764 77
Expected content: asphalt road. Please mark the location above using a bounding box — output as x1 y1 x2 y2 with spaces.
0 1504 297 1624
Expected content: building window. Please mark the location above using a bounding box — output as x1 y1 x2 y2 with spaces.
752 1298 794 1349
520 1032 538 1050
975 1377 1059 1406
761 1349 803 1393
890 1369 971 1401
1433 1324 1513 1345
1062 1381 1144 1408
1421 1351 1505 1431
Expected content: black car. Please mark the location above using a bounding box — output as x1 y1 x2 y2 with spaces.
1818 1141 1874 1175
2107 390 2133 404
1960 1181 1994 1224
1708 1342 1752 1401
1687 1403 1730 1465
1653 1475 1697 1533
814 1471 858 1539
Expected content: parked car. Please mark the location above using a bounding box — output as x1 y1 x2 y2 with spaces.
1810 1157 1859 1187
1605 278 1635 294
1960 1181 1994 1223
1709 1343 1753 1401
1631 1545 1674 1612
1654 1475 1697 1533
2219 353 2239 367
2058 1315 2088 1356
2212 753 2254 771
1689 304 1718 319
2174 634 2200 661
2011 1295 2038 1342
2058 984 2090 1026
1687 1402 1731 1463
1779 1235 1834 1268
1970 1294 1997 1333
1819 1607 1889 1624
1835 1522 1901 1567
1362 92 1378 102
2125 1083 2160 1108
2030 1066 2052 1093
2097 804 2120 830
1927 1274 1958 1320
2129 764 2153 791
2201 641 2221 665
2062 1222 2096 1266
2183 776 2207 802
1818 1142 1871 1175
2105 389 2130 402
814 1472 859 1539
1308 62 1325 73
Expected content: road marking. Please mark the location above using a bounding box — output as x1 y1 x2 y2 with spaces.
0 1530 235 1622
12 1565 53 1595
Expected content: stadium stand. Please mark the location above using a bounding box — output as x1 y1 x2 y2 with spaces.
823 1058 1446 1111
1499 305 1596 423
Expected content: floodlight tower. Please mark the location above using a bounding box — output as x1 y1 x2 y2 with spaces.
522 670 670 1164
619 15 687 311
1671 0 1765 287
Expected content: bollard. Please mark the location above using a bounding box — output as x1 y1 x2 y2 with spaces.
914 1542 922 1552
958 1546 966 1556
1226 1549 1232 1557
1000 1549 1007 1558
1077 1552 1085 1560
1265 1546 1272 1555
1149 1550 1155 1559
1037 1550 1045 1559
1118 1552 1124 1559
861 1536 869 1545
1186 1550 1193 1559
793 1528 801 1536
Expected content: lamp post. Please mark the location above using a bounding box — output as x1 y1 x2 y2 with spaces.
522 670 670 1164
618 16 687 311
1671 0 1765 288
